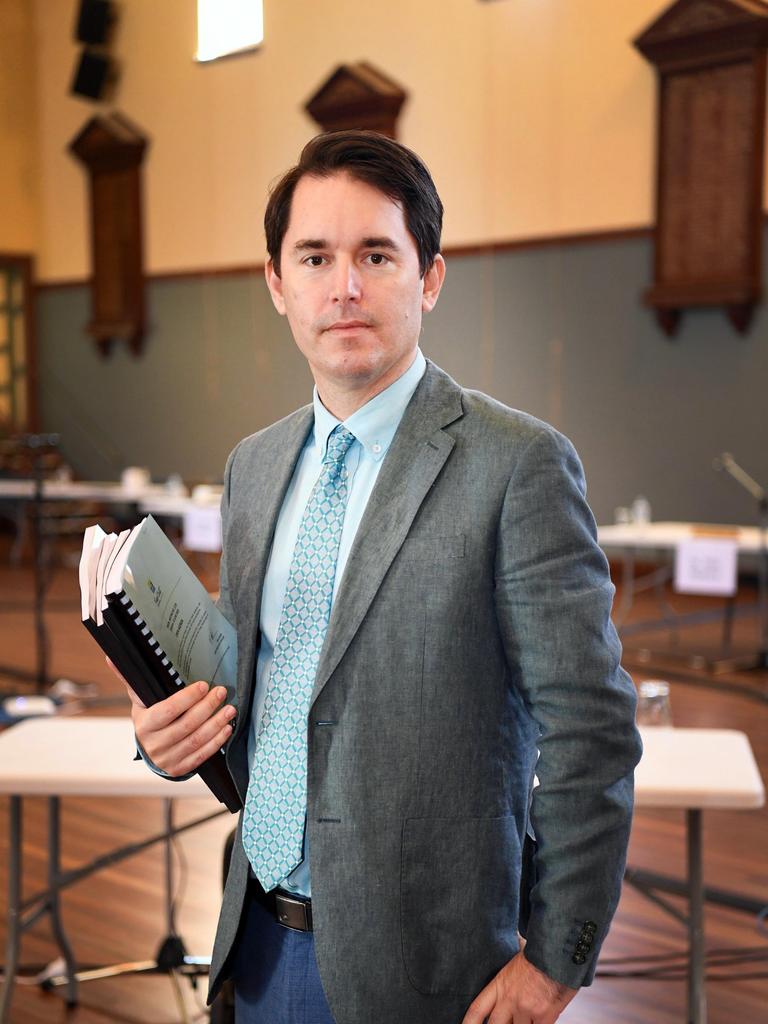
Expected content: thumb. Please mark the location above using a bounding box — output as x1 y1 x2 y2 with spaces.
123 681 147 710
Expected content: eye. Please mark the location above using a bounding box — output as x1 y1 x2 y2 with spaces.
302 254 327 267
365 253 390 266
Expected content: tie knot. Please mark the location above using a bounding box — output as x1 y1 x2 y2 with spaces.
324 425 356 466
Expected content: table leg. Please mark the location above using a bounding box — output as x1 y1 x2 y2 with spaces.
164 799 175 935
0 796 21 1024
48 797 78 1007
687 809 706 1024
614 546 636 627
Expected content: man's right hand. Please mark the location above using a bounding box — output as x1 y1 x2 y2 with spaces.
107 658 237 777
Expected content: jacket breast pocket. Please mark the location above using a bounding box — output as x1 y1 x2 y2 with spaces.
400 533 466 561
400 815 521 996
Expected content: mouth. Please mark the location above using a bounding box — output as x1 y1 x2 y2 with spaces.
325 320 372 332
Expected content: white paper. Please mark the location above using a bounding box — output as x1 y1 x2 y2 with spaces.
183 507 222 553
674 538 738 597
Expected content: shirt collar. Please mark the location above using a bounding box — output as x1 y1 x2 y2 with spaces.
312 348 427 462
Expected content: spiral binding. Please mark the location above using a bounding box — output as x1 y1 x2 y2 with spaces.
118 592 184 687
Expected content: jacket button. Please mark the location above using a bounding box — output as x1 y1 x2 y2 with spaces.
575 941 590 954
583 921 597 934
572 952 586 965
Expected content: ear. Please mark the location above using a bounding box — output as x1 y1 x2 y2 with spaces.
421 254 446 313
265 258 287 315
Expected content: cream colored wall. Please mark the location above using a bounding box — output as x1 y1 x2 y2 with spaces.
0 0 40 255
29 0 698 280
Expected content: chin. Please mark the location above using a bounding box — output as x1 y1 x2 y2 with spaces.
324 342 384 375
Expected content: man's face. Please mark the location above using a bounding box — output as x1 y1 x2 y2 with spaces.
265 171 445 406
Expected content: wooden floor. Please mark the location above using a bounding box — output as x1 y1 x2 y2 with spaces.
0 541 766 1023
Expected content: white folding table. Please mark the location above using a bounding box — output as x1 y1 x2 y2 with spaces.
0 716 231 1022
630 726 765 1024
597 521 766 670
0 720 764 1024
0 478 179 508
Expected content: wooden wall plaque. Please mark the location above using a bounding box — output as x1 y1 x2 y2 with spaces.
69 112 149 356
305 62 407 139
634 0 768 335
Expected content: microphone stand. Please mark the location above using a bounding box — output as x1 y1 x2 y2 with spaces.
714 453 768 672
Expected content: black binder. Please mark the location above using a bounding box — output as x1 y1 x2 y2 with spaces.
83 592 242 813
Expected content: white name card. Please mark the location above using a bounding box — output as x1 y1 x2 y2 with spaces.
183 507 222 553
674 538 738 597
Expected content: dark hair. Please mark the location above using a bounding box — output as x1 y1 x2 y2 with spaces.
264 130 443 278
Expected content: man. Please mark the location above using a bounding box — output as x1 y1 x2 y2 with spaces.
127 130 642 1024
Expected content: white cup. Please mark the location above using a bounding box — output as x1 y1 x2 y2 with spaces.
121 466 151 492
637 680 673 727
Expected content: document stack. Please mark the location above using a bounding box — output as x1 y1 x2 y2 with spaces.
79 516 241 812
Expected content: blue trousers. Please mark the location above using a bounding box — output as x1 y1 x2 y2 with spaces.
232 895 336 1024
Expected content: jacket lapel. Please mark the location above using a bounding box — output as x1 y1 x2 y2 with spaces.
310 361 464 706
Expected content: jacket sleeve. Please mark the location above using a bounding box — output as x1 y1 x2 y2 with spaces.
493 425 642 989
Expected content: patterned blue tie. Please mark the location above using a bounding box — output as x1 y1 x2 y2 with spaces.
242 424 356 891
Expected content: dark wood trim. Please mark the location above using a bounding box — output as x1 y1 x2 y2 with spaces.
34 277 94 292
38 206 768 291
33 224 657 290
443 225 652 259
0 252 38 432
151 263 266 284
751 50 767 290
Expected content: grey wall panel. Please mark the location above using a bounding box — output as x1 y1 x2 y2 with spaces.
424 237 768 528
37 232 768 526
37 274 312 482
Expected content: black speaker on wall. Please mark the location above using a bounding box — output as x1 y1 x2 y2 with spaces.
75 0 114 45
71 49 115 101
70 0 118 101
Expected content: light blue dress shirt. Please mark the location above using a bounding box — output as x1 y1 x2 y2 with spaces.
248 349 427 896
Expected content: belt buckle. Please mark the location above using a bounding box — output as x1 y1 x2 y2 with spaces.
274 891 312 932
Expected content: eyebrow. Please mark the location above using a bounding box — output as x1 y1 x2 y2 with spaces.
291 236 403 253
360 236 402 252
293 239 326 252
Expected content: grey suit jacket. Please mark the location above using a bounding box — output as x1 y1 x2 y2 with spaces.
207 360 642 1023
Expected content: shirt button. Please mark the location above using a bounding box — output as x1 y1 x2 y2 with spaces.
372 443 382 454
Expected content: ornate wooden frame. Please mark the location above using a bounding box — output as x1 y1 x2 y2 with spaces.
305 62 407 139
69 112 149 356
634 0 768 335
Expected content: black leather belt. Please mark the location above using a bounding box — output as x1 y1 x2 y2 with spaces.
249 877 313 932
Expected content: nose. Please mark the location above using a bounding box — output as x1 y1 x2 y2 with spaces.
330 258 361 304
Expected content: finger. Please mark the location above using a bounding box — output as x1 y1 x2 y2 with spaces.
462 982 496 1024
143 680 219 731
134 682 216 754
148 684 231 749
157 717 236 777
162 698 237 766
141 686 233 765
490 1007 529 1024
